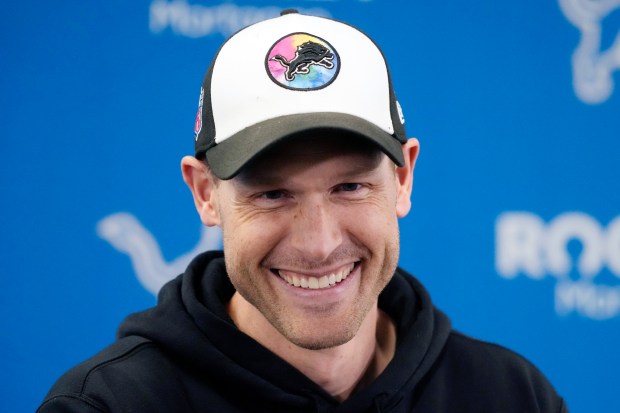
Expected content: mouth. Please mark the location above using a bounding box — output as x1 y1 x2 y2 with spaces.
275 263 356 290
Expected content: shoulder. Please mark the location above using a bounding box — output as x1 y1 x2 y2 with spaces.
429 331 569 412
444 331 549 380
38 336 188 413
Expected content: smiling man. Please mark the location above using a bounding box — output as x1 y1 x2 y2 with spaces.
39 11 568 413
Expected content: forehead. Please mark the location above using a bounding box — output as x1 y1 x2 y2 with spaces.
235 132 388 184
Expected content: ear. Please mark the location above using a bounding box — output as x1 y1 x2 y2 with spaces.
181 156 221 227
394 138 420 218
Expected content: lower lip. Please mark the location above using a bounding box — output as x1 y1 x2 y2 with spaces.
273 263 359 296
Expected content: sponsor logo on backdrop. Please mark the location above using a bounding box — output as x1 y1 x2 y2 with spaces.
496 212 620 320
558 0 620 104
97 212 222 295
149 0 330 38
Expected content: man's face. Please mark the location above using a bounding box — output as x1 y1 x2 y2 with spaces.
211 136 412 350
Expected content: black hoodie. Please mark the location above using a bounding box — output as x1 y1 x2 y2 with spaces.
38 251 568 412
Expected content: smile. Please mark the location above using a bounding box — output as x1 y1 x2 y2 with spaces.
277 263 355 290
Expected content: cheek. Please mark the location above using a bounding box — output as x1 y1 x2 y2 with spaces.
339 201 399 243
220 211 287 263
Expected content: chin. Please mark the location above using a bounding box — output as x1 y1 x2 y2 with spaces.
280 318 362 350
288 332 356 351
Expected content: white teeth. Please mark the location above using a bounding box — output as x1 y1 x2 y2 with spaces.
335 271 343 283
278 263 355 290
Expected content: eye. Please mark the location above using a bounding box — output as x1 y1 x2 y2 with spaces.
335 183 362 192
251 189 291 209
259 190 287 200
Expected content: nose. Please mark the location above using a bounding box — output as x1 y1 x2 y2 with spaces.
288 197 343 262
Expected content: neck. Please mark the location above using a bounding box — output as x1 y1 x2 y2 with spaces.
227 292 397 401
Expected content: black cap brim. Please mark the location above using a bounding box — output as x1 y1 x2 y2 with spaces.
204 112 406 180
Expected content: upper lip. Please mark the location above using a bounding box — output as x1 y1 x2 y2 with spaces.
272 262 357 278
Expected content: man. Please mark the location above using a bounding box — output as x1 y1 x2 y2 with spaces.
39 10 568 412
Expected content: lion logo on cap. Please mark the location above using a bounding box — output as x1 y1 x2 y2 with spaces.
266 33 340 90
271 41 335 81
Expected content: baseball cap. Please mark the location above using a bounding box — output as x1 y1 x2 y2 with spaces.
193 9 407 179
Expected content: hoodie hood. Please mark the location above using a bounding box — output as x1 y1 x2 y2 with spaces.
118 251 452 413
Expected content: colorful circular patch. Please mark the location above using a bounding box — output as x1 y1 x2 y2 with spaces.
266 32 340 90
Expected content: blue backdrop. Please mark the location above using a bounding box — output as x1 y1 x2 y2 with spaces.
2 1 619 412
